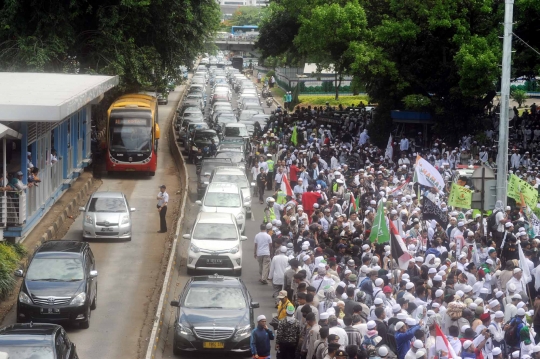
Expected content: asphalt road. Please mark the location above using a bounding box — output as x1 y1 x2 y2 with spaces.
1 85 186 359
154 76 279 359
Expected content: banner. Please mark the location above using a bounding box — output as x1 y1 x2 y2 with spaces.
422 195 449 228
415 155 445 192
385 134 393 161
389 221 413 270
369 201 390 244
448 182 473 209
507 174 538 208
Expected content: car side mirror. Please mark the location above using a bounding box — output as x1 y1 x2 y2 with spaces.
251 302 260 308
195 200 202 206
89 270 98 278
240 236 247 241
183 234 191 240
14 269 23 277
130 208 136 212
78 207 85 212
171 300 180 307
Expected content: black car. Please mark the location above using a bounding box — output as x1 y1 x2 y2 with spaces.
16 241 98 329
0 323 79 358
187 129 220 163
170 274 259 354
197 158 235 198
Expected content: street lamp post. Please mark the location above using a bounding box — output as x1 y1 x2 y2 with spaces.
496 0 514 207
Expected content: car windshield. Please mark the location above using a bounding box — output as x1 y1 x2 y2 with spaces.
224 126 248 137
26 258 84 282
87 197 127 213
201 163 229 176
215 153 245 165
194 132 217 142
213 174 248 188
109 122 151 152
188 123 208 131
0 346 54 358
184 287 245 309
204 192 240 207
193 223 237 240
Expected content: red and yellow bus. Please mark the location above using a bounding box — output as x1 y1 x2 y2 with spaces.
106 94 160 175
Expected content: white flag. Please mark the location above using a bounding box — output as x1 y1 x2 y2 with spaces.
385 134 393 161
518 243 532 284
414 155 446 192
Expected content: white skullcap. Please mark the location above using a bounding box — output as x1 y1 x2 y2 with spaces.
374 298 384 305
514 268 522 274
517 308 526 316
280 246 287 253
406 318 417 326
415 256 423 262
341 293 348 300
517 302 526 309
320 312 329 320
505 222 513 228
397 313 408 320
492 348 502 356
435 289 444 298
392 304 401 313
508 283 517 292
402 274 410 280
486 258 493 265
428 268 437 274
379 347 389 357
416 349 426 359
463 340 473 350
367 320 376 329
469 303 477 310
456 290 464 298
303 255 310 261
489 300 499 308
457 221 464 226
432 302 440 308
474 298 484 305
413 339 424 349
344 269 352 275
512 351 520 359
461 325 470 333
257 315 266 322
533 346 540 353
395 321 405 330
375 278 384 286
405 282 414 290
512 293 521 299
302 244 309 250
433 275 442 281
495 291 504 298
494 311 504 318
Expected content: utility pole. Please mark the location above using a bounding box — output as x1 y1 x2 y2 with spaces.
496 0 514 207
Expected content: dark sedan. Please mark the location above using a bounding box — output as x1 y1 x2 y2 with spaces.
198 158 234 198
170 274 259 354
187 129 219 163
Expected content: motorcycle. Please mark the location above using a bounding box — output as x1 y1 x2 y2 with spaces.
266 97 273 107
261 89 271 98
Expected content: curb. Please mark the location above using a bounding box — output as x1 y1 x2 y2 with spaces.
145 78 190 359
33 176 95 245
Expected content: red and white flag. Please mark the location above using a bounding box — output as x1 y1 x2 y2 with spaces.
435 324 458 359
281 174 293 197
388 221 412 270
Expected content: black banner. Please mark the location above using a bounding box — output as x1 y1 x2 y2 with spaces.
422 195 449 228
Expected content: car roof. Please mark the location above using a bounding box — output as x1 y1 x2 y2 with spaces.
189 274 243 287
0 323 61 345
91 191 124 199
224 123 246 128
207 182 240 193
213 167 246 175
195 129 217 135
34 241 86 258
196 212 235 224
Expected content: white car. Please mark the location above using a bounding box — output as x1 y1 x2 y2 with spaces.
184 212 247 276
209 167 254 217
196 182 247 234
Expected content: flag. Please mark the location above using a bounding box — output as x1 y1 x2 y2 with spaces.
385 134 393 161
389 221 412 269
528 206 540 237
422 195 449 228
389 177 411 194
448 182 473 209
291 126 298 146
518 243 532 284
349 192 358 215
281 173 293 197
435 324 458 359
415 155 445 192
508 174 538 208
369 201 390 244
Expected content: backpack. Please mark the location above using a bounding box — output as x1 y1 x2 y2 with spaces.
504 318 520 347
488 210 500 232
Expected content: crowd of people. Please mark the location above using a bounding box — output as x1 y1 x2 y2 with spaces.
248 102 540 359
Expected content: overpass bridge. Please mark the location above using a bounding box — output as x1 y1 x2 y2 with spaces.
214 39 260 56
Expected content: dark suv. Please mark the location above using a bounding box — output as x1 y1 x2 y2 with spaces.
197 158 234 198
170 274 259 354
16 240 98 329
0 323 79 358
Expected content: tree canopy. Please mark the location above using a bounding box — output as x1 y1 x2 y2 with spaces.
0 0 221 94
257 0 540 146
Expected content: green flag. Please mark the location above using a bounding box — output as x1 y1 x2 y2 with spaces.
448 182 473 209
291 125 298 146
369 201 390 244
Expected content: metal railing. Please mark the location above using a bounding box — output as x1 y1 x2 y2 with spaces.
0 191 26 226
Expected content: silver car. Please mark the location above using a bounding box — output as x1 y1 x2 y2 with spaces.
196 183 247 234
80 192 135 241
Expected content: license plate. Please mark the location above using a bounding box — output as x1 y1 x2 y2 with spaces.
101 228 113 232
40 308 60 314
206 259 223 264
203 342 224 349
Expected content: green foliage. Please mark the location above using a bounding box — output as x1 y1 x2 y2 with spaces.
402 94 432 110
229 6 266 27
0 243 25 300
0 0 221 95
511 89 528 107
511 80 538 92
297 95 368 107
266 70 276 79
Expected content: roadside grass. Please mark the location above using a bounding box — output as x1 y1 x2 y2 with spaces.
270 87 286 100
297 95 369 108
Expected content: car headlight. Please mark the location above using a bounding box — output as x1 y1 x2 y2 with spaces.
85 215 93 225
70 292 87 306
121 215 129 225
230 244 240 254
19 291 32 305
236 214 244 221
234 324 251 338
190 243 200 253
178 323 193 336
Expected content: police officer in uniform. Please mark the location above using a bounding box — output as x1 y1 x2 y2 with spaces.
157 185 169 233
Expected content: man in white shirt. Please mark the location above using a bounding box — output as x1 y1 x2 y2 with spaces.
254 224 273 284
400 137 409 152
157 185 169 233
269 246 290 303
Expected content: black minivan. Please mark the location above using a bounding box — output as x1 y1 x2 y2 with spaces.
16 241 98 329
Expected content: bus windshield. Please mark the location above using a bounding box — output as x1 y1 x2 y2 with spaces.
109 118 152 152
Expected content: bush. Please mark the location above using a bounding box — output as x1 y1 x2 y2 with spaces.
0 243 26 300
265 70 275 79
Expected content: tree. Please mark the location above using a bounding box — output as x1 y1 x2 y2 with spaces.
294 0 367 99
511 89 528 107
229 6 267 27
